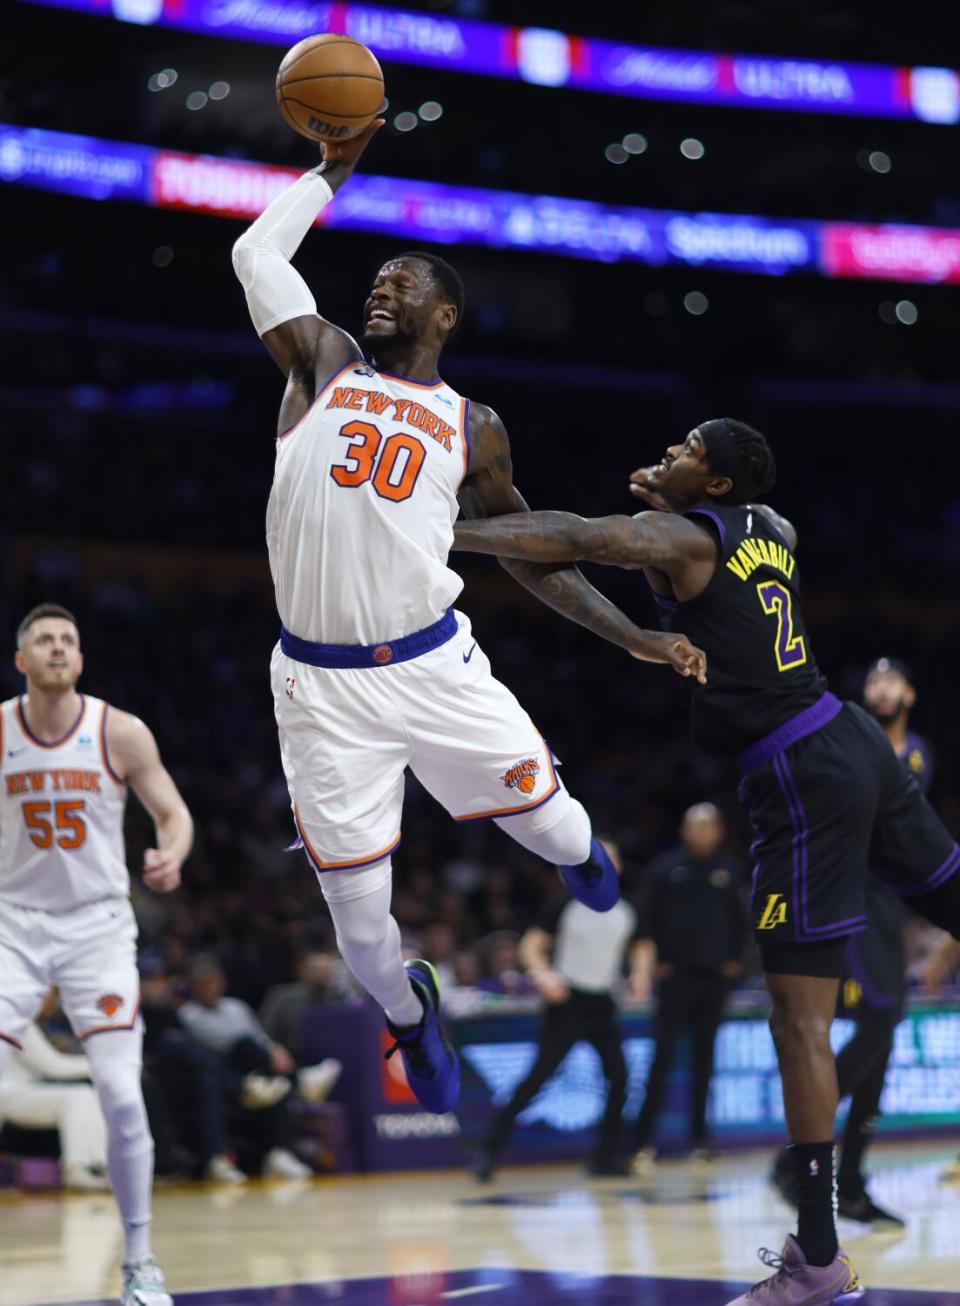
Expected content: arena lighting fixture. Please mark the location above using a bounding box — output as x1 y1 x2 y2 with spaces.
3 123 960 287
418 101 443 121
604 144 629 165
680 137 706 160
393 111 418 132
623 134 647 155
21 0 960 123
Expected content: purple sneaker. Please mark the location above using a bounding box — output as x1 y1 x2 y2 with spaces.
725 1236 864 1305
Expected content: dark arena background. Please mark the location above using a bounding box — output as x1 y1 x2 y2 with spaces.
2 2 960 1304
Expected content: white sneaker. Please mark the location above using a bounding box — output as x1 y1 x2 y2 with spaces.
121 1256 173 1306
264 1147 312 1180
64 1162 110 1191
205 1154 247 1185
239 1073 291 1110
297 1058 343 1103
630 1147 658 1175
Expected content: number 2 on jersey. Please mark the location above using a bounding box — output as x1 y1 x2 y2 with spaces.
756 580 807 672
23 800 87 850
331 420 425 503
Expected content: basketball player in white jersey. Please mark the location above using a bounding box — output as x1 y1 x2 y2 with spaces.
232 122 705 1112
0 604 193 1306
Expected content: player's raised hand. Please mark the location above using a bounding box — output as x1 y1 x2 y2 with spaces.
628 466 673 512
630 631 707 683
320 117 385 168
143 847 182 894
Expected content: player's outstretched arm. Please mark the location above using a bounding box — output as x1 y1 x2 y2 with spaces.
454 507 714 569
105 710 193 894
231 120 383 433
457 406 706 682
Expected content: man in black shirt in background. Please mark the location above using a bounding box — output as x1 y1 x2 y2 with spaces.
631 803 747 1167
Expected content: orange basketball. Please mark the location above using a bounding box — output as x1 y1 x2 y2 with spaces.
276 34 385 143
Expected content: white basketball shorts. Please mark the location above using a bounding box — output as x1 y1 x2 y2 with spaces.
271 609 566 872
0 896 140 1048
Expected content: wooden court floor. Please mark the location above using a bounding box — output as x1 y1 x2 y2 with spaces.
1 1141 958 1306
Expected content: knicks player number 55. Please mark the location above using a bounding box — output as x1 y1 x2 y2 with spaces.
23 800 87 850
331 420 425 503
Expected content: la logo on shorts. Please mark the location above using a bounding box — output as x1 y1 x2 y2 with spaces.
96 993 125 1018
757 893 788 930
500 757 540 795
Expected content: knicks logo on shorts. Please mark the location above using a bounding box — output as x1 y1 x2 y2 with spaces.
501 757 540 795
96 993 125 1018
757 893 788 930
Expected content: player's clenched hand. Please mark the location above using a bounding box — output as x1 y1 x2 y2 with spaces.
320 117 385 167
143 848 182 894
629 631 707 683
628 466 673 513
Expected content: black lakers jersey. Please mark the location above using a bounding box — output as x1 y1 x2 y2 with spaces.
655 504 828 755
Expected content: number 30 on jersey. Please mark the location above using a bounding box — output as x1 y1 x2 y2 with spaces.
331 420 425 503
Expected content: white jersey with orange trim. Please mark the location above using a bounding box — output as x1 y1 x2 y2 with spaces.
0 695 128 912
267 362 470 645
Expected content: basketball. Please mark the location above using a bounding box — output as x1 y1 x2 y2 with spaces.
276 35 385 144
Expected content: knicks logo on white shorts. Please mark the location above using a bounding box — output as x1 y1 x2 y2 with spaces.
500 757 540 796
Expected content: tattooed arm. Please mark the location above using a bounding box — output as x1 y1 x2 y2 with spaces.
454 503 717 570
456 405 706 681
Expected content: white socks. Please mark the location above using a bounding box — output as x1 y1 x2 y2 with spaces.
319 858 422 1027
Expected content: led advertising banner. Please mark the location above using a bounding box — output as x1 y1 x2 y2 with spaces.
458 1004 960 1153
16 0 960 124
4 123 960 285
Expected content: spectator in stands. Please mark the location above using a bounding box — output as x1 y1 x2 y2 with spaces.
631 804 748 1168
179 956 334 1178
139 961 246 1185
259 950 345 1080
0 990 107 1190
476 931 536 997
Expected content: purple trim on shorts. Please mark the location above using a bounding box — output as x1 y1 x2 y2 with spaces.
844 936 895 1010
883 844 960 897
774 751 868 941
738 691 843 774
686 507 726 548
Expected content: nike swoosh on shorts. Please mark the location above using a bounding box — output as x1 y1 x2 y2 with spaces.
463 642 477 663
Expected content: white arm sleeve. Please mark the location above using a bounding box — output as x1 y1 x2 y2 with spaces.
231 169 334 339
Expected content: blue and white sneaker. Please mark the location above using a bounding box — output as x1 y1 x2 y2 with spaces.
558 837 620 912
385 959 460 1113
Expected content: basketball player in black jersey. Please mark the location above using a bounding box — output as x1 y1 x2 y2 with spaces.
452 419 960 1306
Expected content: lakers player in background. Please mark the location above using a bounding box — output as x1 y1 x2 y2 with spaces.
0 605 192 1306
231 122 704 1115
450 423 960 1306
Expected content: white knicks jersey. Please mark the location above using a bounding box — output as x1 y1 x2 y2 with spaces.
0 695 129 912
267 362 470 645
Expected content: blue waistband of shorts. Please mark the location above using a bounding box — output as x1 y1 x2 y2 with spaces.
737 691 842 774
280 609 457 669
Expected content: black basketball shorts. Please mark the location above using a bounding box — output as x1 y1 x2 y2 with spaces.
739 703 958 946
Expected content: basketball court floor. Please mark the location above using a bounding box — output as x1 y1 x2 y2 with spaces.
2 1141 958 1306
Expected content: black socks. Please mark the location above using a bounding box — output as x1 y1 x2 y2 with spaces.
792 1141 838 1267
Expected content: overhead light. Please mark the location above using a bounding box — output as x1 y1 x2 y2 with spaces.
604 143 629 165
895 299 918 325
683 291 709 315
152 245 173 268
680 137 705 160
418 101 443 121
393 111 418 132
208 81 230 101
186 91 208 111
622 133 647 155
147 68 177 92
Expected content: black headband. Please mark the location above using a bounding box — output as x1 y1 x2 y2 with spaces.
697 418 740 486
